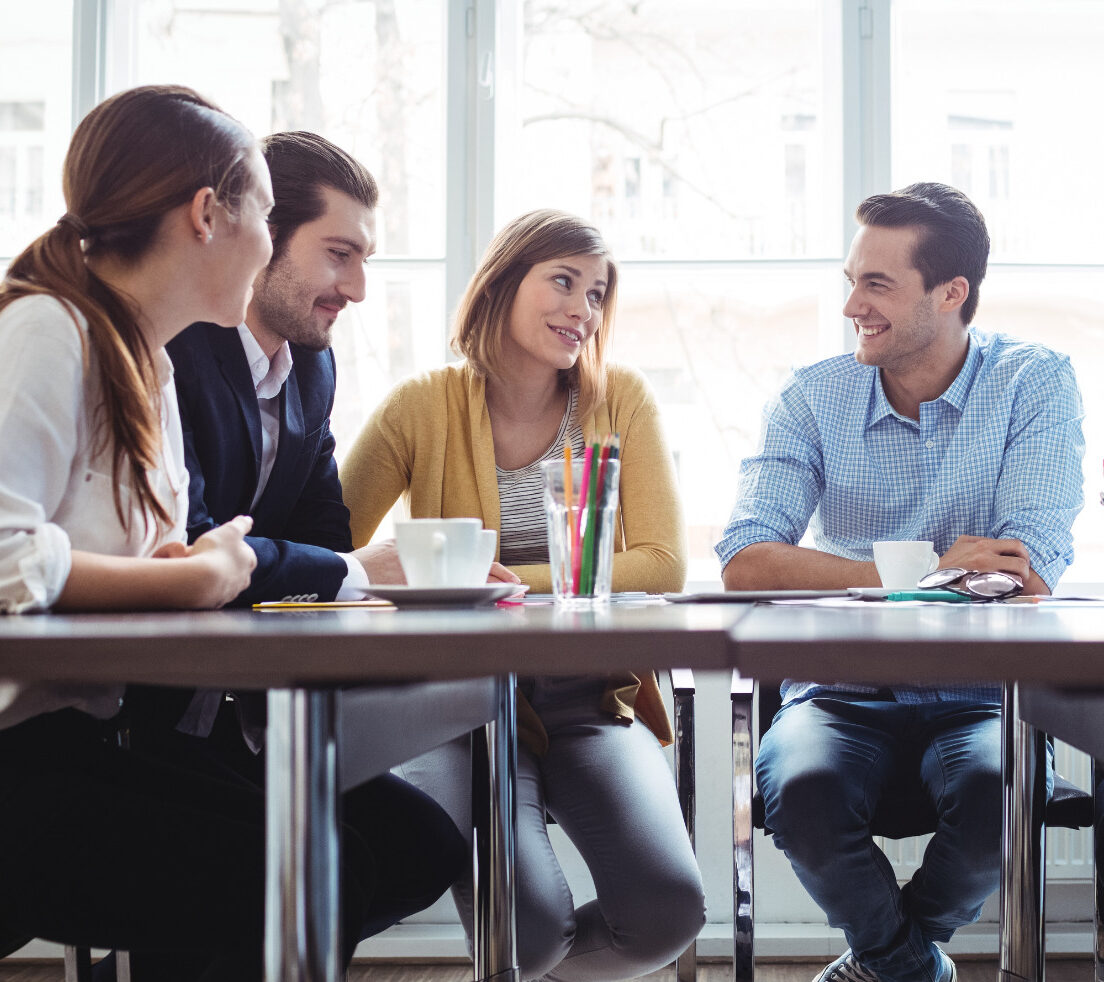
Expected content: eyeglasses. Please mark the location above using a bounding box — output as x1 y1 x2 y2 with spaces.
917 567 1024 601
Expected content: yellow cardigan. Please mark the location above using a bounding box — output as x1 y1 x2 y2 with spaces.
340 360 688 750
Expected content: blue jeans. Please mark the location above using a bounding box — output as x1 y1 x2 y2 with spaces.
756 696 1005 982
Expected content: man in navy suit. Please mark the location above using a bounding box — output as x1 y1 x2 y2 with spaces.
99 133 466 982
168 131 402 604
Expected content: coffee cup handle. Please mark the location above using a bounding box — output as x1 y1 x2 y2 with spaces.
432 531 448 585
928 551 939 573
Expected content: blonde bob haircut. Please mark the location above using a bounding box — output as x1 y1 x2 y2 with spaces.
450 209 617 419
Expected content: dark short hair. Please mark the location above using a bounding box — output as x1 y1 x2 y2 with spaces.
856 182 989 325
261 131 378 260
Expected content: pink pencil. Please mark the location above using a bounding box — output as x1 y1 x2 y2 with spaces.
571 445 593 594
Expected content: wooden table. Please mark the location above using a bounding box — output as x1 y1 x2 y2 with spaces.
729 599 1104 982
0 601 748 982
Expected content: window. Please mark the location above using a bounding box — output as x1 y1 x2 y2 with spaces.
0 1 70 262
893 0 1104 583
23 0 1104 583
117 0 449 459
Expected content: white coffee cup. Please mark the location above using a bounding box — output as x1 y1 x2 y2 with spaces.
872 540 940 591
394 518 489 588
472 528 497 584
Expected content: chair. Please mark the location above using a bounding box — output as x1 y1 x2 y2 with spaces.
730 674 1095 982
671 668 697 982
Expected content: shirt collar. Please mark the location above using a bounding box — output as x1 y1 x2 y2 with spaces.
865 330 982 429
237 322 293 400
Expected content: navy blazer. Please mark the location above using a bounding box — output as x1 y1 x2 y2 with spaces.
167 323 352 606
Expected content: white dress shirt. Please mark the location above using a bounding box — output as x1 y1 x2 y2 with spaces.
0 294 190 729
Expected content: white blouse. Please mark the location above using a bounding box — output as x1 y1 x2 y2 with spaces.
0 294 189 729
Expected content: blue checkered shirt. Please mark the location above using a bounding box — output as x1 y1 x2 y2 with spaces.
716 330 1085 706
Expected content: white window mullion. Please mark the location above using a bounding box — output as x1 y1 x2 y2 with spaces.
839 0 892 348
446 0 478 331
71 0 109 131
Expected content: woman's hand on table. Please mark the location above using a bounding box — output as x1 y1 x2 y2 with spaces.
186 515 258 607
487 562 521 585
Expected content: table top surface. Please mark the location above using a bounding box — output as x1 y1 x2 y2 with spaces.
8 597 1104 689
0 600 751 688
731 600 1104 684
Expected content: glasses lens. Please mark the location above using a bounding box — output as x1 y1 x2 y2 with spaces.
964 571 1023 599
918 567 969 589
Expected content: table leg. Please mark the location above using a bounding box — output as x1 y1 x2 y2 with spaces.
265 689 342 982
999 683 1047 982
471 673 519 982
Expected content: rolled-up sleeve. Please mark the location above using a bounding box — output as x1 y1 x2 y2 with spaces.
991 353 1085 591
0 299 83 612
715 377 825 570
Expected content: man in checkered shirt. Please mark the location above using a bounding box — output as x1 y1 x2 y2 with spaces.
716 182 1084 982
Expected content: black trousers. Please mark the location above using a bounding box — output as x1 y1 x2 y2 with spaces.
0 704 466 981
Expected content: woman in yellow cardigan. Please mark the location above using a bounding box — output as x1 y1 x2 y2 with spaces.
340 209 705 982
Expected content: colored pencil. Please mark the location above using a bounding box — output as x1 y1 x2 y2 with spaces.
579 443 601 595
588 437 613 593
562 445 573 591
571 445 593 594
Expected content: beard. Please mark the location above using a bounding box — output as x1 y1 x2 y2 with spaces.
249 252 343 352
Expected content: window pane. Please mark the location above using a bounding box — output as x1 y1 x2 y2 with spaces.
126 0 446 258
511 0 843 260
0 2 70 259
122 0 450 437
617 263 843 582
893 0 1104 263
981 266 1104 583
329 264 447 462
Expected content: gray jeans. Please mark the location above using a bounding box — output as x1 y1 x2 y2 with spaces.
395 675 705 982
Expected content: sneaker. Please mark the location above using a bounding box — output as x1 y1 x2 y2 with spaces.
812 950 881 982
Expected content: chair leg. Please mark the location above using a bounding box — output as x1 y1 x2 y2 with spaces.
731 674 755 982
671 668 697 982
64 945 92 982
1094 759 1103 982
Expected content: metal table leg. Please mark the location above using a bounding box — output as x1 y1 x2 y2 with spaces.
265 689 342 982
471 673 519 982
999 682 1047 982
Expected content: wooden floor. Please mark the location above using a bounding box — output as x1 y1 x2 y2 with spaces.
0 959 1096 982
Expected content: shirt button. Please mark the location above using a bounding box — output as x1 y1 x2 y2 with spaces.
925 439 935 449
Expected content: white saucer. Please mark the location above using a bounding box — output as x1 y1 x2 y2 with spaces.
847 587 894 599
366 583 528 608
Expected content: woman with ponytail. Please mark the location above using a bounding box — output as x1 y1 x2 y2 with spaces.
0 86 290 980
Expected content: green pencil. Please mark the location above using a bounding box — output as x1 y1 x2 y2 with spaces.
579 443 601 595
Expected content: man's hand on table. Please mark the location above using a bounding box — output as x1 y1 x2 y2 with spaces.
352 540 407 585
939 534 1048 594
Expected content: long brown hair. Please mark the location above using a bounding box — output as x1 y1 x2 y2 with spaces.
450 209 617 419
0 85 257 532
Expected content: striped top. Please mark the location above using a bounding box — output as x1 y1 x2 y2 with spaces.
496 388 586 566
